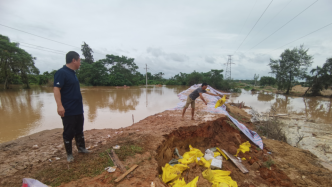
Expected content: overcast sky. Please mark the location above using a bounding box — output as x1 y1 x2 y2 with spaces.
1 0 331 79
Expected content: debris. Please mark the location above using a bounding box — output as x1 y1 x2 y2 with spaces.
162 163 189 183
108 149 126 173
115 165 138 182
204 149 215 161
32 145 38 149
105 166 117 173
215 156 223 161
174 148 183 159
196 157 212 168
48 159 52 162
221 149 248 173
210 158 222 169
113 145 120 149
169 158 179 166
107 135 111 138
151 181 155 187
55 157 60 160
216 147 228 160
22 178 48 187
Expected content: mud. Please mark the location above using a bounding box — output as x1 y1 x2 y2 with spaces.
1 108 332 186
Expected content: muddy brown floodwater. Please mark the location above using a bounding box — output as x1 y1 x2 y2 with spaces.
231 89 332 124
0 85 186 143
1 86 331 145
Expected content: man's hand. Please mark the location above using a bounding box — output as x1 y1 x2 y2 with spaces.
57 105 65 117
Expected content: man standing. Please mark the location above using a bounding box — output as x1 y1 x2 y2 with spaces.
53 51 89 162
182 83 222 120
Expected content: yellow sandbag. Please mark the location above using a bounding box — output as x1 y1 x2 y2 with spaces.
202 168 238 187
216 147 228 160
235 141 251 157
171 178 186 187
186 176 199 187
202 168 214 182
178 145 204 165
171 177 199 187
162 163 189 183
214 152 221 157
215 95 226 108
196 157 212 168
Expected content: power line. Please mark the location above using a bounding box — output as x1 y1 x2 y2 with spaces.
0 23 106 56
234 0 274 54
272 22 332 51
250 0 318 50
19 44 64 55
237 0 258 40
0 23 77 48
251 0 294 40
15 41 66 53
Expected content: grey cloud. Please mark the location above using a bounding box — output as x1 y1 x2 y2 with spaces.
147 47 188 62
147 47 164 57
0 0 331 79
205 56 215 64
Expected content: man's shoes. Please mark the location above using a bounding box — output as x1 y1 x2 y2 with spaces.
75 133 90 153
63 139 74 162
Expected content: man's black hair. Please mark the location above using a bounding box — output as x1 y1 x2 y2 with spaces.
66 51 80 64
202 83 208 87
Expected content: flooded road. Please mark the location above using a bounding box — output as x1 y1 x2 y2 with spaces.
231 89 332 163
1 86 331 144
0 85 186 143
231 89 332 124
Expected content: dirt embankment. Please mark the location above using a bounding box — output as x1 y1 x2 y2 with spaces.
1 105 332 186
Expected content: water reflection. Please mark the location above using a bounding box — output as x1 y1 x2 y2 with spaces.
0 85 187 143
257 92 274 102
232 89 332 124
0 88 43 143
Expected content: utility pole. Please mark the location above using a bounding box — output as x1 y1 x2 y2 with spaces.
224 55 235 80
144 64 149 86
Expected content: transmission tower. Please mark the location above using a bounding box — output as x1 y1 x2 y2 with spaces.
224 55 235 80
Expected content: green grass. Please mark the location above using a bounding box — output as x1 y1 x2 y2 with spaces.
263 159 275 168
114 145 143 161
33 145 143 187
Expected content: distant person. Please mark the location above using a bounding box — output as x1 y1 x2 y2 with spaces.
53 51 89 162
182 83 223 120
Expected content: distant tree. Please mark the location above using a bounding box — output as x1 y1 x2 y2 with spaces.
260 76 276 86
101 54 139 85
269 45 313 94
76 61 109 86
81 42 94 64
253 74 259 86
304 58 332 96
0 34 39 89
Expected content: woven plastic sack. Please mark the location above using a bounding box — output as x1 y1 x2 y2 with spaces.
162 163 189 183
202 168 238 187
178 145 204 165
171 177 199 187
22 178 49 187
235 141 251 157
215 95 226 108
196 157 212 168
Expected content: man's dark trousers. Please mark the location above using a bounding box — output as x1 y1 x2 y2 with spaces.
62 114 84 141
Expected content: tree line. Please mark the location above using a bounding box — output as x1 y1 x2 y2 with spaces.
1 33 331 96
